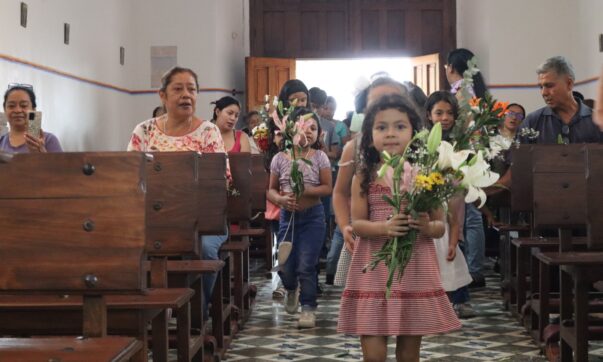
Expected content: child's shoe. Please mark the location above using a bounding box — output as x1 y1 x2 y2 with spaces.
298 309 316 328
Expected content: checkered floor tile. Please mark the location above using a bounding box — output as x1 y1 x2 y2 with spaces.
222 261 549 361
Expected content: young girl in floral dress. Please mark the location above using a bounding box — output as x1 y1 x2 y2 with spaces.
338 94 460 361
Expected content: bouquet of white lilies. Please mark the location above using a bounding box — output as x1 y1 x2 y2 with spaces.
367 57 505 297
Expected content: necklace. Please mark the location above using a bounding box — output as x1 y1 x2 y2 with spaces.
164 116 192 136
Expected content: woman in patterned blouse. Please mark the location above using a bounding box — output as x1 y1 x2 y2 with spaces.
127 66 230 318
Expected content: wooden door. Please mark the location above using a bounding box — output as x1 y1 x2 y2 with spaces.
245 57 296 113
411 53 441 95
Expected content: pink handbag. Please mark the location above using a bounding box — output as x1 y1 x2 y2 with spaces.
265 200 280 220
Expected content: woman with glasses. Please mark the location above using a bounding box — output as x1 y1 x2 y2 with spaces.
500 103 526 140
1 84 62 153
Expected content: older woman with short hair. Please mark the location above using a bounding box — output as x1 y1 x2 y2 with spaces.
127 66 229 318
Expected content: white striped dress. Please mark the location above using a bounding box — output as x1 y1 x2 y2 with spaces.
337 183 461 336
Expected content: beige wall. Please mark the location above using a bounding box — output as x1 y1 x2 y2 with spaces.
457 0 601 114
0 0 250 151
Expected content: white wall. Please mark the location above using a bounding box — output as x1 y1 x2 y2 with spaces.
457 0 601 114
128 0 250 137
0 0 250 151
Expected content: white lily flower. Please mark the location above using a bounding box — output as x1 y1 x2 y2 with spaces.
459 151 500 208
485 135 513 160
437 141 472 170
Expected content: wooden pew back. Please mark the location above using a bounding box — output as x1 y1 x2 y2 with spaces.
227 153 252 222
0 152 148 293
250 154 267 212
511 145 533 212
146 152 227 256
587 145 603 250
532 145 587 230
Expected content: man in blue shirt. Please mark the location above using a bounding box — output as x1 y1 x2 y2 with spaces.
517 56 601 144
496 56 601 190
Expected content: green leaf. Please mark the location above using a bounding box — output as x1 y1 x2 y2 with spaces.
381 195 397 208
300 158 313 165
377 163 389 178
426 122 442 154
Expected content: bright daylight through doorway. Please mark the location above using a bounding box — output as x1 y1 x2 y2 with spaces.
296 57 413 120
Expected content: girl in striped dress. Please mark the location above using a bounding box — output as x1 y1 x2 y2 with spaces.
338 94 461 361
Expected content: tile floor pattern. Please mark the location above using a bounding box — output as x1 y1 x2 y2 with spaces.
160 260 603 361
217 262 603 362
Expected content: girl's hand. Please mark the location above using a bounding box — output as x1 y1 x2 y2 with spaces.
279 193 299 211
384 213 410 237
446 243 457 261
343 225 356 252
25 130 47 153
408 212 431 234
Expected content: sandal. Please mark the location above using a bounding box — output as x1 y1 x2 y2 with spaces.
272 286 286 299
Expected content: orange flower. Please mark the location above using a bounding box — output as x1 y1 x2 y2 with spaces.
469 97 481 108
492 101 509 117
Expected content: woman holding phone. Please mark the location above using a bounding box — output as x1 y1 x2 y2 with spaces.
1 84 62 153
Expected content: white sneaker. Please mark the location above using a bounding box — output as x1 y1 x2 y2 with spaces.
298 310 316 328
285 289 299 314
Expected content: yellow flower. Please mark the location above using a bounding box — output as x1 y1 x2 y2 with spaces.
429 172 445 185
415 175 433 191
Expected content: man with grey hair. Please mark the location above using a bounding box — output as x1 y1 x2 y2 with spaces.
492 56 601 193
517 56 601 144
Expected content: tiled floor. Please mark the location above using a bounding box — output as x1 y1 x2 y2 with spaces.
223 263 549 361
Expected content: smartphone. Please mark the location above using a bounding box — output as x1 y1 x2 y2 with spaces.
27 111 42 137
0 113 7 135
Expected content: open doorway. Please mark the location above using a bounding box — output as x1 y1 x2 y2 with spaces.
245 54 439 115
296 57 413 120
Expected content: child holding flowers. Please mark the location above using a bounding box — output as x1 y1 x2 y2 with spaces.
267 106 332 328
338 94 461 361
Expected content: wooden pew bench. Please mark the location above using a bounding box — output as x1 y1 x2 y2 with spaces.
0 152 154 361
144 152 229 361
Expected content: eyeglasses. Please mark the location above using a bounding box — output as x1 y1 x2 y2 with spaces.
7 83 33 90
561 124 570 145
505 111 525 121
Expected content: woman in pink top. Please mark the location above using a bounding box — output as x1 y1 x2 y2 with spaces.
212 96 250 154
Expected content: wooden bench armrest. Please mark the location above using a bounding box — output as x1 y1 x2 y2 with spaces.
498 224 531 233
230 228 266 237
143 260 225 274
0 288 194 310
220 241 250 252
534 251 603 266
0 336 142 362
166 260 225 273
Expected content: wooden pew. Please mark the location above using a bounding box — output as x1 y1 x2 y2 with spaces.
500 145 536 314
0 152 196 362
144 151 228 361
245 154 272 272
553 144 603 361
513 145 596 344
222 153 253 324
0 152 149 361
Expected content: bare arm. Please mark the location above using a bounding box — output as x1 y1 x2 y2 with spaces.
350 175 412 239
333 140 357 249
267 173 298 211
239 132 251 153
